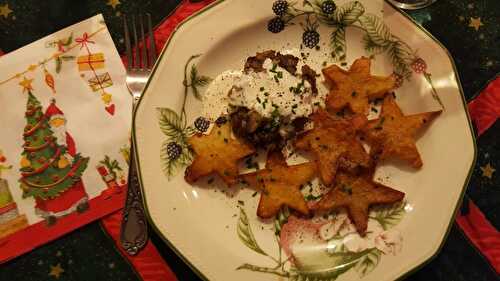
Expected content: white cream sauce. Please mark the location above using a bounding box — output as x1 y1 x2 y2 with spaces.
202 54 328 120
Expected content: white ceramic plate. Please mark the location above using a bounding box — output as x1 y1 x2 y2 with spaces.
133 1 476 280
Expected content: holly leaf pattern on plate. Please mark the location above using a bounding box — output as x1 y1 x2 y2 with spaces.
334 1 365 25
354 248 382 277
370 201 406 230
330 26 346 61
237 208 268 256
157 107 186 141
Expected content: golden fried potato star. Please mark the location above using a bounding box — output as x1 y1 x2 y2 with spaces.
185 122 255 186
323 57 396 115
241 152 316 218
312 172 405 235
362 96 441 168
295 110 371 186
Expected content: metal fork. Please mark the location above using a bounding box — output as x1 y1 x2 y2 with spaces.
120 14 157 256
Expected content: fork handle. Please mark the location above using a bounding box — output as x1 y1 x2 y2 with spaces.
120 139 148 255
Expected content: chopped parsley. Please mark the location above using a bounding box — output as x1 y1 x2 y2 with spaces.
290 80 305 95
305 194 323 201
340 184 353 195
260 87 265 92
374 116 386 130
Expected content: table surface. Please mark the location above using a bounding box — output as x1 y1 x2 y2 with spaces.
0 1 499 280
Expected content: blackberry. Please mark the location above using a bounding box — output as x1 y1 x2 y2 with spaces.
303 29 320 49
272 0 288 16
194 117 210 132
166 142 182 160
215 116 228 126
321 0 336 14
268 17 285 33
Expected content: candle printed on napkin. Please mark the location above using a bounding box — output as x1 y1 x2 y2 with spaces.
0 14 132 262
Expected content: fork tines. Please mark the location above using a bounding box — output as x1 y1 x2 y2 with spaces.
123 14 157 70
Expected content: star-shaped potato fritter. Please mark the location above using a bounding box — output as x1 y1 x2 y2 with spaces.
312 172 405 235
295 110 371 186
241 152 316 218
362 96 441 168
322 57 396 115
185 122 255 186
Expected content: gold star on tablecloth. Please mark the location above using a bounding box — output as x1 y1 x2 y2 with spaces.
469 17 484 31
0 4 13 18
19 77 34 93
49 263 64 279
106 0 121 9
480 163 495 179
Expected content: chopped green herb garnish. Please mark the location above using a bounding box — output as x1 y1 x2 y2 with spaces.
260 87 265 91
238 200 245 205
305 194 322 201
277 71 283 79
256 96 262 103
252 191 258 197
374 116 386 130
340 185 353 195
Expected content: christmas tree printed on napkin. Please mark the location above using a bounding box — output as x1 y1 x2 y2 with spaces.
19 93 90 225
0 150 29 239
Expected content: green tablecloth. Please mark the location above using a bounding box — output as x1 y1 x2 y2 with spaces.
0 1 498 280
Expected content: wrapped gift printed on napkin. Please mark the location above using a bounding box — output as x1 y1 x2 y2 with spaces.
0 14 132 262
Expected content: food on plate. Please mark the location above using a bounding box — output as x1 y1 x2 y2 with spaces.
311 172 405 235
244 50 299 75
185 122 255 186
295 109 371 186
240 152 316 218
230 106 309 149
361 95 442 168
323 56 396 115
202 52 326 126
182 51 441 236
